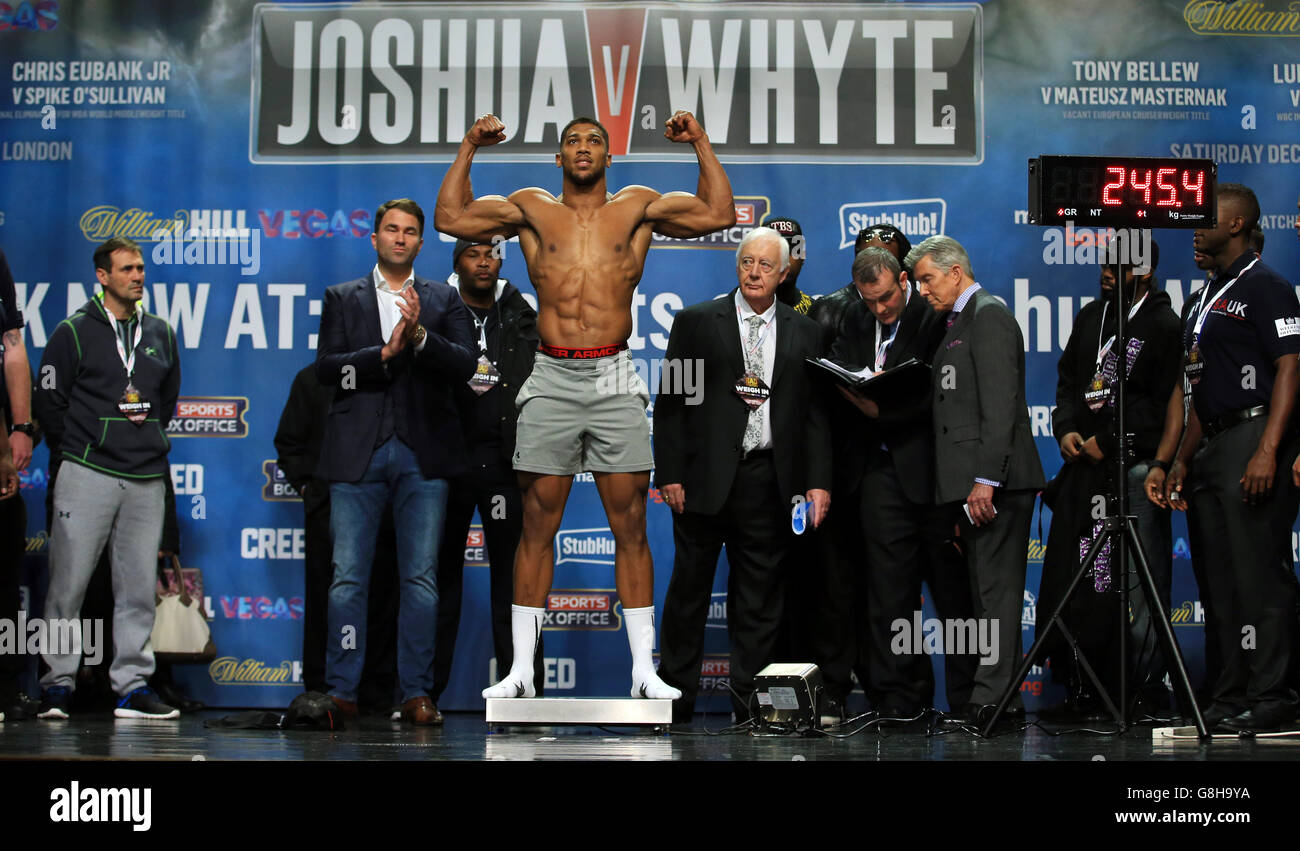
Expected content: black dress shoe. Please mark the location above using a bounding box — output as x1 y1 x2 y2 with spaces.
1200 703 1244 728
1219 707 1291 734
941 703 983 726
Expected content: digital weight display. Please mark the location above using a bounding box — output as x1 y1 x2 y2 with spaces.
1028 155 1217 229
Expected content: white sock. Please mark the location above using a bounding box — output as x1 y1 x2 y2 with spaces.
482 605 543 699
624 605 682 700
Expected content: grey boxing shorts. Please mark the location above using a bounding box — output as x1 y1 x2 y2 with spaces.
513 345 653 475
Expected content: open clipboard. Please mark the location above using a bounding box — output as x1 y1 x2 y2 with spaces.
805 356 932 403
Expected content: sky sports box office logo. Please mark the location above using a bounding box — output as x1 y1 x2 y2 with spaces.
545 590 622 631
261 460 300 501
166 396 249 437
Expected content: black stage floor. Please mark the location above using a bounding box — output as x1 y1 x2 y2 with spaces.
7 711 1294 834
3 709 1299 761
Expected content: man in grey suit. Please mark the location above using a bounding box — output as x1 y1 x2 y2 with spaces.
909 235 1046 726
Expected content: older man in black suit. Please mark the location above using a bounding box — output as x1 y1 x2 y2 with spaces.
911 235 1045 725
315 198 476 724
654 225 832 724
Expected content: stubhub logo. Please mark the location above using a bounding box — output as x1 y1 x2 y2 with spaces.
554 528 616 567
838 198 947 249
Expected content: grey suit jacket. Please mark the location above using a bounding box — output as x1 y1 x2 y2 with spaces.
931 287 1046 505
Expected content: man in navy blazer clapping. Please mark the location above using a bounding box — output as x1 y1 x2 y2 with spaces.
315 198 477 724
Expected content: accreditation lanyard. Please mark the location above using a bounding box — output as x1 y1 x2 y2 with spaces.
98 293 143 377
471 313 490 354
1192 257 1258 344
1094 292 1148 373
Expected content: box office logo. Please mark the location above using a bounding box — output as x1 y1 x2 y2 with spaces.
261 460 300 502
651 196 771 250
838 198 947 250
208 656 302 686
464 524 489 568
554 527 617 567
251 3 982 164
544 589 622 631
699 654 730 694
167 396 249 438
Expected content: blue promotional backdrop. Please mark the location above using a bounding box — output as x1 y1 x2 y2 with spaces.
4 0 1299 710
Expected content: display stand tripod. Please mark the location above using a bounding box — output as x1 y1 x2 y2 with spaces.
981 258 1209 740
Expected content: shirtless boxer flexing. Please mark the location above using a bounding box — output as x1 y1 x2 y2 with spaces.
435 111 735 699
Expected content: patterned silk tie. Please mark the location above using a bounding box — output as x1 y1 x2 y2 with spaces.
742 315 764 453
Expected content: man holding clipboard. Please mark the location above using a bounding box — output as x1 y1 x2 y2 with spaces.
828 246 976 719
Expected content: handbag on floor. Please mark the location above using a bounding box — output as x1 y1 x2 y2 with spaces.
150 554 217 663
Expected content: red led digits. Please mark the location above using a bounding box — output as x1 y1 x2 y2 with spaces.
1102 165 1125 205
1156 168 1178 207
1129 168 1153 204
1182 169 1205 205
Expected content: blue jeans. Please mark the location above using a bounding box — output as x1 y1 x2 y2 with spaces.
327 438 448 704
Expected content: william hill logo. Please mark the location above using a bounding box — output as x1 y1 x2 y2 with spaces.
80 206 186 242
1184 0 1300 36
544 589 621 631
1170 600 1206 625
208 656 301 686
554 527 616 567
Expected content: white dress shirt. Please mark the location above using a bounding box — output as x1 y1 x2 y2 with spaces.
372 265 426 352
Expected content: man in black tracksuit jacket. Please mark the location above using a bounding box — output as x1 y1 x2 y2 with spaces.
431 239 542 709
35 237 182 720
1039 241 1182 717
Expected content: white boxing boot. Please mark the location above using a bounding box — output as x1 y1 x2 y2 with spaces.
482 605 543 699
624 605 682 699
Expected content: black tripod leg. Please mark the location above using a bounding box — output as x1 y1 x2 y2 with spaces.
1125 518 1209 739
1058 617 1125 725
981 527 1112 736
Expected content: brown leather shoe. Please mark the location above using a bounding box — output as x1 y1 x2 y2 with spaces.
330 695 359 718
401 696 442 726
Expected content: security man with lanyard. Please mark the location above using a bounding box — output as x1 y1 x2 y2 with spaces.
431 238 541 712
1165 183 1300 733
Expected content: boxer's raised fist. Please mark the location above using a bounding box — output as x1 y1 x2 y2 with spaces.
467 114 507 147
663 110 704 144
